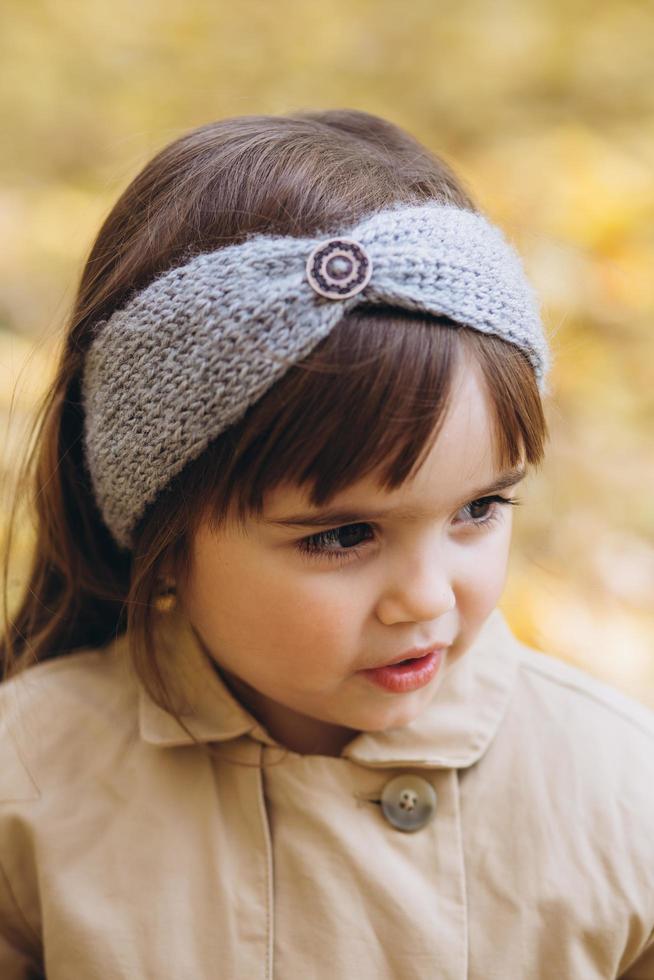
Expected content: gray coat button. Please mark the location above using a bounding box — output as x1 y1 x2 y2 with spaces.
380 775 437 832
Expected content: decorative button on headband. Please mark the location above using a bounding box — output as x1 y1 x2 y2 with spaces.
81 200 551 551
306 238 372 299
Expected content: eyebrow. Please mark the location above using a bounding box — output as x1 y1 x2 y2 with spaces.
265 465 527 529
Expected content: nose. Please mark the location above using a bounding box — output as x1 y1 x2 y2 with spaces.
375 546 456 626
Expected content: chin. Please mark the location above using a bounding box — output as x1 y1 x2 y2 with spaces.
354 698 429 733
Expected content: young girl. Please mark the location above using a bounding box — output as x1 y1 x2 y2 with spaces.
1 108 652 979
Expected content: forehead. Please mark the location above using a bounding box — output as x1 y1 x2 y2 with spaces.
263 361 507 517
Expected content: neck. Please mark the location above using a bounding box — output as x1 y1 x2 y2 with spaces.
219 670 357 757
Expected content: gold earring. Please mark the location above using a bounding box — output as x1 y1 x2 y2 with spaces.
154 579 177 613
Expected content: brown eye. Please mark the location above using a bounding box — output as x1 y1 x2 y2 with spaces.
468 499 495 521
457 495 520 528
296 523 375 561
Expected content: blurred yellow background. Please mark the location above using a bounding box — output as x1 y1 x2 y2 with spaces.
1 0 653 704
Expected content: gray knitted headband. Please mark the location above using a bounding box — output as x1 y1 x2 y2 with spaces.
81 200 550 550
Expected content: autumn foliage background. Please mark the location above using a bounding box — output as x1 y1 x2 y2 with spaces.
1 0 652 704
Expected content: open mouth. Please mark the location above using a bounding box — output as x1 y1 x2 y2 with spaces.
360 649 443 693
391 652 432 668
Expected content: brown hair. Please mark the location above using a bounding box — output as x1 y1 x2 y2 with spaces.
1 108 547 723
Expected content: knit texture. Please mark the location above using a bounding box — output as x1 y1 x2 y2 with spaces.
81 200 551 550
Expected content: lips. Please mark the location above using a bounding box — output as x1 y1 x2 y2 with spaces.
360 649 446 693
371 643 449 671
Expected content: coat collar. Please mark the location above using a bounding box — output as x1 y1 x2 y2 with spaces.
134 606 520 769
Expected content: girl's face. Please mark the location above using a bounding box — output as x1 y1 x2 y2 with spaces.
180 360 524 756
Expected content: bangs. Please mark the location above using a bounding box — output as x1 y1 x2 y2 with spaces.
182 306 547 533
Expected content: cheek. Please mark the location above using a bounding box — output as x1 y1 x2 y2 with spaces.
189 547 361 652
459 521 513 615
257 567 364 649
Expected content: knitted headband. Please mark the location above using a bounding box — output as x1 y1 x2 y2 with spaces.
81 200 551 551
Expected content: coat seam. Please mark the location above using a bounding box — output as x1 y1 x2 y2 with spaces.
452 769 469 978
256 745 275 980
517 659 654 742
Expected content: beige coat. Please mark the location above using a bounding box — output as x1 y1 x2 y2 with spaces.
1 606 653 979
